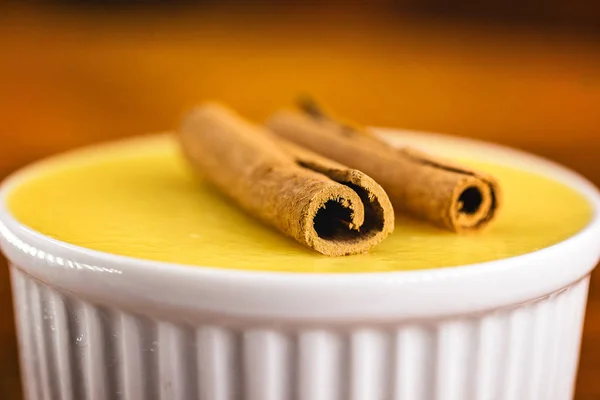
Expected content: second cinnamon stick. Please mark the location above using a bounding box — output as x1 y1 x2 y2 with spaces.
266 101 501 232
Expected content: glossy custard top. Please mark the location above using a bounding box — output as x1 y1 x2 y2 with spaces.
7 135 593 273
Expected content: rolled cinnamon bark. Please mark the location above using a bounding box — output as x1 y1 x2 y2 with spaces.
177 103 394 256
266 100 500 232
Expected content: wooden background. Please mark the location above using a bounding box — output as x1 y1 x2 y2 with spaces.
1 3 600 398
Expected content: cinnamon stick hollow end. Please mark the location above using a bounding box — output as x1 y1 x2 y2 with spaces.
451 174 499 232
398 148 501 232
177 103 394 256
266 104 501 233
282 141 395 255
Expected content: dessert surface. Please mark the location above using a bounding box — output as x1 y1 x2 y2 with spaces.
6 135 593 273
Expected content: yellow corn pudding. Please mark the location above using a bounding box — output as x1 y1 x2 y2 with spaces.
6 135 593 273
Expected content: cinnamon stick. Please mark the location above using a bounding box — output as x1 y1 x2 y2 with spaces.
177 103 394 256
266 100 500 232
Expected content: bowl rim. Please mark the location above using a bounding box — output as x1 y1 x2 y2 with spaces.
2 129 599 321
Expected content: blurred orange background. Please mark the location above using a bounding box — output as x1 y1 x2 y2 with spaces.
1 1 600 398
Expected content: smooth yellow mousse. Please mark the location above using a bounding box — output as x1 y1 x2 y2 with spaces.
6 135 593 273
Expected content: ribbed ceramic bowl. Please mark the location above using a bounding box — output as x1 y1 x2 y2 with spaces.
1 129 599 400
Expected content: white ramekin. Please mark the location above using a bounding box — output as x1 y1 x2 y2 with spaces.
1 130 599 400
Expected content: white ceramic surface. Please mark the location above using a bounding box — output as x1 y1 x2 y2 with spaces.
2 129 600 400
